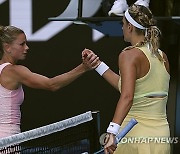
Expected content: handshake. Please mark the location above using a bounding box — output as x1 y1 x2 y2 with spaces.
82 49 109 76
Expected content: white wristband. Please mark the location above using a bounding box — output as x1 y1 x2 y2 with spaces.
107 122 121 135
95 62 109 76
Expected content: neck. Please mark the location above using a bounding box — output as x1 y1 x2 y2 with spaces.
0 55 16 65
130 33 145 46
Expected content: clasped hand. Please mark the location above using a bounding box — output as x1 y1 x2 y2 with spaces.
82 48 101 70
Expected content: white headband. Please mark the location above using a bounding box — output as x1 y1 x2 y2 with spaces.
125 9 146 30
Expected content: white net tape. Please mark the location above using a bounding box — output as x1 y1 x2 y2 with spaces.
0 111 93 149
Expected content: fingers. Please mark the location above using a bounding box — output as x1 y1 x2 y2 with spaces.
104 146 115 154
82 48 94 60
107 147 114 154
103 134 117 154
82 52 101 70
104 148 109 154
85 53 98 62
104 134 114 148
90 56 100 69
82 48 103 71
82 48 98 63
104 133 110 145
109 144 117 151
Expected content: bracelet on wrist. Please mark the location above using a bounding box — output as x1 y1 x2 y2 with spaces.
95 62 109 76
107 122 120 136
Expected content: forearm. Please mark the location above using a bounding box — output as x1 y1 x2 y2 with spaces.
102 69 120 90
49 63 87 91
95 62 120 90
106 97 132 139
112 96 133 125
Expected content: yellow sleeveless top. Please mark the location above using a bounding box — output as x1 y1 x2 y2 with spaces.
115 45 170 154
118 45 170 134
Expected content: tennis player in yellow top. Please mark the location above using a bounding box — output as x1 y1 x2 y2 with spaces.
82 4 170 154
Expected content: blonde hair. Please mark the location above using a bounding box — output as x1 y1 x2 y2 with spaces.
0 25 24 57
123 4 164 62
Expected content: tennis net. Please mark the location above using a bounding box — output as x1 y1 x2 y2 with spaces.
0 111 101 154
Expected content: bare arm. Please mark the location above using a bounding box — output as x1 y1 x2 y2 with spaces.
104 49 137 153
3 53 99 91
12 64 88 91
101 68 120 90
82 49 120 90
112 49 137 125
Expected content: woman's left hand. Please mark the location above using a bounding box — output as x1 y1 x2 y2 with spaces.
104 133 117 154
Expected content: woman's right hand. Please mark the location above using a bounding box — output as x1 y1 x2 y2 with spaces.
82 48 101 70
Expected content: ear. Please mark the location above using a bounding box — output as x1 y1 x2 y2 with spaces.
3 43 11 53
128 23 133 33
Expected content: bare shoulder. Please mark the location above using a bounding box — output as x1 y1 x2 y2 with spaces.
3 64 31 77
0 64 31 89
118 48 143 63
5 64 29 72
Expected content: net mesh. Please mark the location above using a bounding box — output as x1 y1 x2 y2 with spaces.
0 111 100 154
